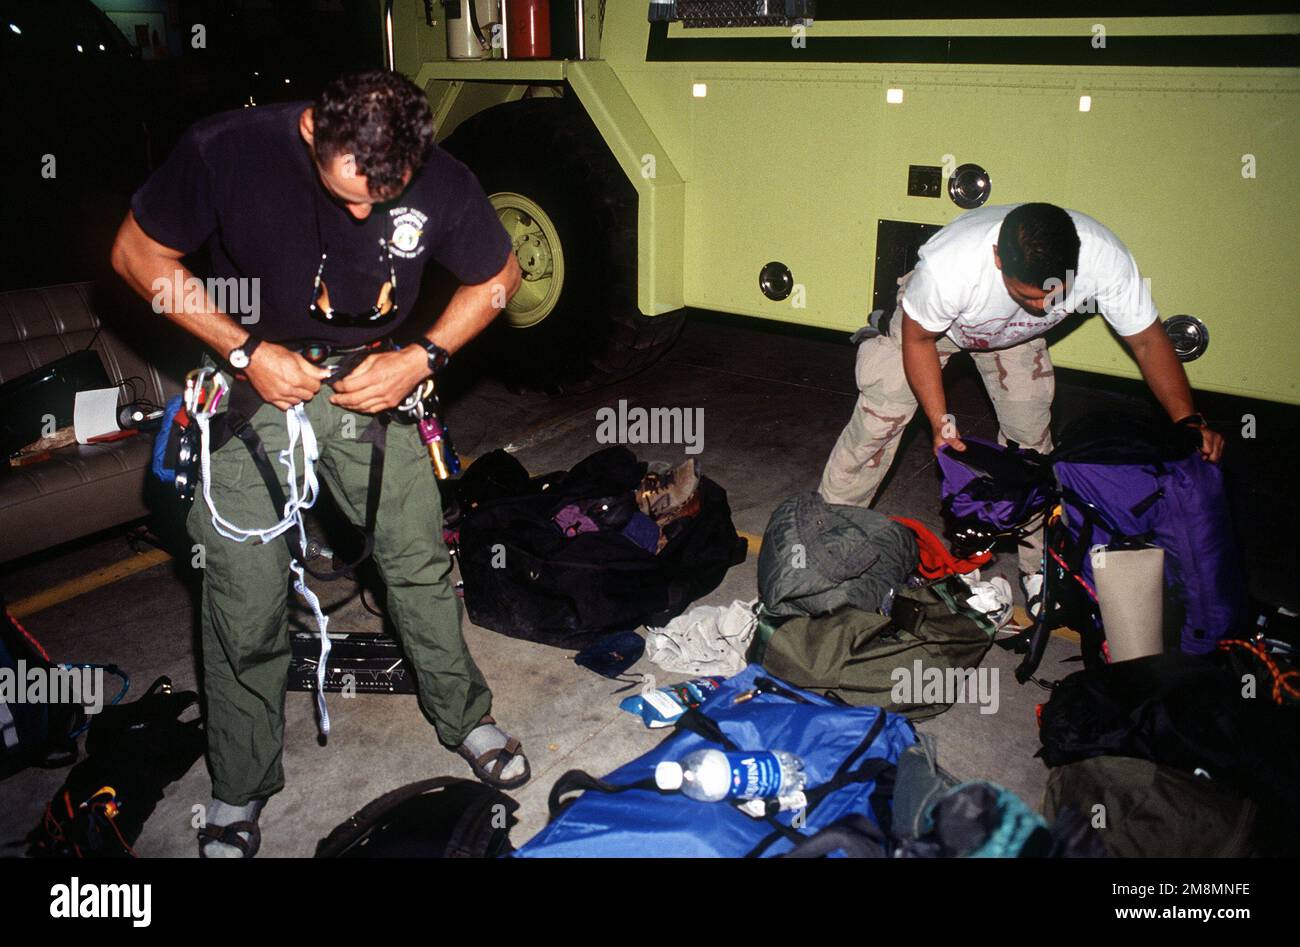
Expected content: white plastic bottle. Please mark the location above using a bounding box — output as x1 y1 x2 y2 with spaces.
654 749 806 802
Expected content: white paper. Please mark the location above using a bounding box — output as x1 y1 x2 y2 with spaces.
73 387 122 444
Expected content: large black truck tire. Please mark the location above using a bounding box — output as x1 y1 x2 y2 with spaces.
442 95 684 393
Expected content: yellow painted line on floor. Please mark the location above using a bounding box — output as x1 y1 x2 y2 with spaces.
10 455 1049 631
12 455 724 621
10 547 173 619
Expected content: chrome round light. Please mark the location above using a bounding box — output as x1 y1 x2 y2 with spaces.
948 163 991 209
1164 315 1209 361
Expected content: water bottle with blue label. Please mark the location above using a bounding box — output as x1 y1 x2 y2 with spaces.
654 748 806 802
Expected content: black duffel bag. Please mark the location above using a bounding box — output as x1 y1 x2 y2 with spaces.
456 447 747 641
28 677 205 858
1037 650 1300 854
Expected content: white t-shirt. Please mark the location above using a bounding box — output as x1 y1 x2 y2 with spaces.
902 204 1158 351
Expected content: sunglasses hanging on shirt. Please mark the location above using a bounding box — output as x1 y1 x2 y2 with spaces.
309 245 399 328
308 185 400 329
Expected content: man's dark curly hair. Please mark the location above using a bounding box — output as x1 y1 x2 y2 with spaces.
312 70 434 200
996 203 1080 289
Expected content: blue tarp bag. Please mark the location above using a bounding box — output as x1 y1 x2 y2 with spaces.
516 666 916 857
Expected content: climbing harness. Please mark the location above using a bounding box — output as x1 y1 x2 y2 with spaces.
177 347 460 736
186 367 337 733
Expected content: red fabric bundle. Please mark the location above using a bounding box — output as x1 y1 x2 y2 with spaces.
890 516 991 578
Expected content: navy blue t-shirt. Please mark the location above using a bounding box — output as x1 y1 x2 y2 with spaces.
130 101 511 346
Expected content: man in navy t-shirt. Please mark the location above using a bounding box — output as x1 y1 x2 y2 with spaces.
111 70 526 857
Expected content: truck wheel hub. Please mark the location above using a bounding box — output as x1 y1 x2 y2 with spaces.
491 192 564 329
516 234 552 278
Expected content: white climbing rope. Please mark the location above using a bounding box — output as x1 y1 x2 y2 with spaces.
186 368 333 734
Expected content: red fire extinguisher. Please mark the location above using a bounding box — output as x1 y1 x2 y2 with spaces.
506 0 551 59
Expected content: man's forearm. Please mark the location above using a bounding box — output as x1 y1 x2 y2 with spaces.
111 212 248 357
422 256 521 356
1127 323 1196 422
421 281 503 355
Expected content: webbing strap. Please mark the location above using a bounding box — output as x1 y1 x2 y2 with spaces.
780 815 889 858
666 708 819 853
743 709 894 857
545 711 741 820
359 417 389 548
547 771 659 820
889 595 926 636
1013 520 1057 683
673 707 739 750
195 358 388 737
225 393 386 581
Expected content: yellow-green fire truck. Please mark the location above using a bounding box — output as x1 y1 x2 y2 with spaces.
389 1 1299 403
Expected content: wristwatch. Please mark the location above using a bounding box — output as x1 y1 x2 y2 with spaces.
1175 413 1207 428
417 339 452 377
228 336 262 371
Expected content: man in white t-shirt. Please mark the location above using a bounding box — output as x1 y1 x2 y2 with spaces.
819 202 1224 611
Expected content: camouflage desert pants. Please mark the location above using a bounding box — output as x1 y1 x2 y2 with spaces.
819 274 1055 576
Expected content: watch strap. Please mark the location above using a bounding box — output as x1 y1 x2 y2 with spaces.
231 336 262 366
420 340 451 376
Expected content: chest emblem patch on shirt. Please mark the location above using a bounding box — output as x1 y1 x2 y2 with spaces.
388 207 428 259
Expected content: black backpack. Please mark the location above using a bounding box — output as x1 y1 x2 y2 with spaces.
1 600 82 780
455 447 747 641
27 677 206 858
1037 651 1300 854
315 777 518 858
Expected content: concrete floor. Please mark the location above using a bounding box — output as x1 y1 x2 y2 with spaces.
1 312 1290 857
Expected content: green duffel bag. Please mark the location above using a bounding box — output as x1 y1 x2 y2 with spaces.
748 575 998 720
1042 755 1260 857
757 493 918 619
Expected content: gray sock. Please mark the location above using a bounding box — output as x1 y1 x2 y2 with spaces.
201 798 264 858
461 722 526 781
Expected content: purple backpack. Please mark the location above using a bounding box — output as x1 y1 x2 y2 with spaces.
937 437 1053 553
938 415 1245 658
1050 415 1246 655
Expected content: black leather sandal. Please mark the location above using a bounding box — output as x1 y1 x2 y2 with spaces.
455 716 531 791
198 820 262 858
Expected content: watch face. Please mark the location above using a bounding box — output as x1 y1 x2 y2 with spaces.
230 348 249 369
424 343 449 374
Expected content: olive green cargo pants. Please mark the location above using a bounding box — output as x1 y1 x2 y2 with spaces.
188 376 491 805
819 274 1055 576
